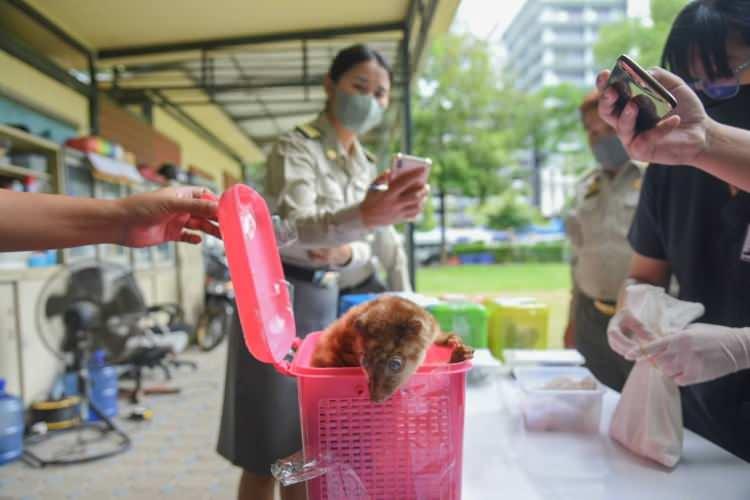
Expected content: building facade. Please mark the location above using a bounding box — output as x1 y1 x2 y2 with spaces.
503 0 627 92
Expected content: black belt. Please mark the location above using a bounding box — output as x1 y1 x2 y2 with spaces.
282 262 338 288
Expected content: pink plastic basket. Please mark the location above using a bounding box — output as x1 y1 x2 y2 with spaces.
218 185 470 499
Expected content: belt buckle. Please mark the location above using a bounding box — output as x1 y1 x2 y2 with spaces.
313 270 338 289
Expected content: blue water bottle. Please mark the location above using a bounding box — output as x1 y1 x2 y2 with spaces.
0 378 24 465
87 350 118 422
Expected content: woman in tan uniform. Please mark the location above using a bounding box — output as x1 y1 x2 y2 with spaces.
217 44 428 500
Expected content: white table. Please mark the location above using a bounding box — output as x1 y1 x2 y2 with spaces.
462 374 749 500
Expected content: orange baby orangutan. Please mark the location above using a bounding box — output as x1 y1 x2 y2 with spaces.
311 295 473 402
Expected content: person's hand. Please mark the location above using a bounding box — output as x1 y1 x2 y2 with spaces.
360 169 429 228
307 245 352 267
596 67 711 166
637 323 750 386
607 308 655 359
116 186 220 247
563 321 576 349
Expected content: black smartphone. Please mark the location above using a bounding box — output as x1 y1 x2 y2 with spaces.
606 55 677 133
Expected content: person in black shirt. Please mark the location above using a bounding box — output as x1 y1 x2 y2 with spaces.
602 0 750 461
596 66 750 385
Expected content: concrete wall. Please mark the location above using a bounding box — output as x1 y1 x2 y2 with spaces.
0 51 88 134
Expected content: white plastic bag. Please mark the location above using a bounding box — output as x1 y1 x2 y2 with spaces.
609 285 704 467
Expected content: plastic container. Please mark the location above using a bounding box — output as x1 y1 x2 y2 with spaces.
87 350 118 422
0 378 24 465
219 185 471 499
503 349 585 368
514 366 604 433
27 250 57 268
428 302 488 348
65 136 100 154
338 293 378 317
484 297 549 361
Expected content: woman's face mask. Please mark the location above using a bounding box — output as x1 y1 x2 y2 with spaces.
592 134 629 171
333 88 385 135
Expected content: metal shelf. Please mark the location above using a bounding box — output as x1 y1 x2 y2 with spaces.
0 123 59 153
0 163 51 180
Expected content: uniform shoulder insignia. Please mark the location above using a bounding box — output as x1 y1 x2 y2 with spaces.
295 123 321 140
583 173 601 199
364 149 377 163
576 167 598 185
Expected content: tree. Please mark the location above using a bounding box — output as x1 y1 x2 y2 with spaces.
483 191 542 231
413 32 517 259
483 81 588 207
413 32 512 201
594 0 689 69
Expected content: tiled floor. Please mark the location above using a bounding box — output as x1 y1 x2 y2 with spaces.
0 344 241 500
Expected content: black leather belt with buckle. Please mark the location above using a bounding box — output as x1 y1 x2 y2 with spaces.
282 262 338 288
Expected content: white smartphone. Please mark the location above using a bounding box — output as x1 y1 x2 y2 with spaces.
389 153 432 185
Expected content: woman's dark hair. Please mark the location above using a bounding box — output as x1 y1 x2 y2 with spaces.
328 44 393 84
661 0 750 81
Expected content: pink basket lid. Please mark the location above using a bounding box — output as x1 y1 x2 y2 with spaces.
218 185 296 370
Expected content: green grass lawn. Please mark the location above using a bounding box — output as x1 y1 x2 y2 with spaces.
417 263 570 294
416 263 571 348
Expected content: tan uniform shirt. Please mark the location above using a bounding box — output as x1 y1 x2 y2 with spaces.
265 113 375 270
338 226 412 292
566 161 645 302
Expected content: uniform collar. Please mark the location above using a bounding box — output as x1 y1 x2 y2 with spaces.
312 112 367 165
606 159 643 181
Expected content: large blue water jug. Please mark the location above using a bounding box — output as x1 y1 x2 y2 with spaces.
0 378 24 465
87 350 118 422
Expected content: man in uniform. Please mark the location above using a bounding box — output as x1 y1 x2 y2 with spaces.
563 91 645 391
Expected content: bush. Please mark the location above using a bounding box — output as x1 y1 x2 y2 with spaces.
452 240 567 264
515 241 566 263
493 244 514 263
452 242 487 255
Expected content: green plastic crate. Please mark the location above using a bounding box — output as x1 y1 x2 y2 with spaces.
484 298 549 361
427 302 488 348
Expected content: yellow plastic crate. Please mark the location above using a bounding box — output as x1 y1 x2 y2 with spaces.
484 297 549 361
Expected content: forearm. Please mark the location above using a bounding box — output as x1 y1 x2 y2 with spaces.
290 205 369 248
0 191 123 251
695 120 750 191
617 253 671 310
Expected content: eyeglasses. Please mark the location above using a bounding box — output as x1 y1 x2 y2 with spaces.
688 57 750 100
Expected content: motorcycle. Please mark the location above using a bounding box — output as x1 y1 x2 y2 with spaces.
195 250 235 351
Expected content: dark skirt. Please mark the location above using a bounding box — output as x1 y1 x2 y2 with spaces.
574 292 633 392
216 277 339 474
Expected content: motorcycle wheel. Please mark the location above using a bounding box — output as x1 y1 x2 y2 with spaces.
195 304 231 351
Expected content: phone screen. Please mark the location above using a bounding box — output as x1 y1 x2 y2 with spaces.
607 56 676 133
